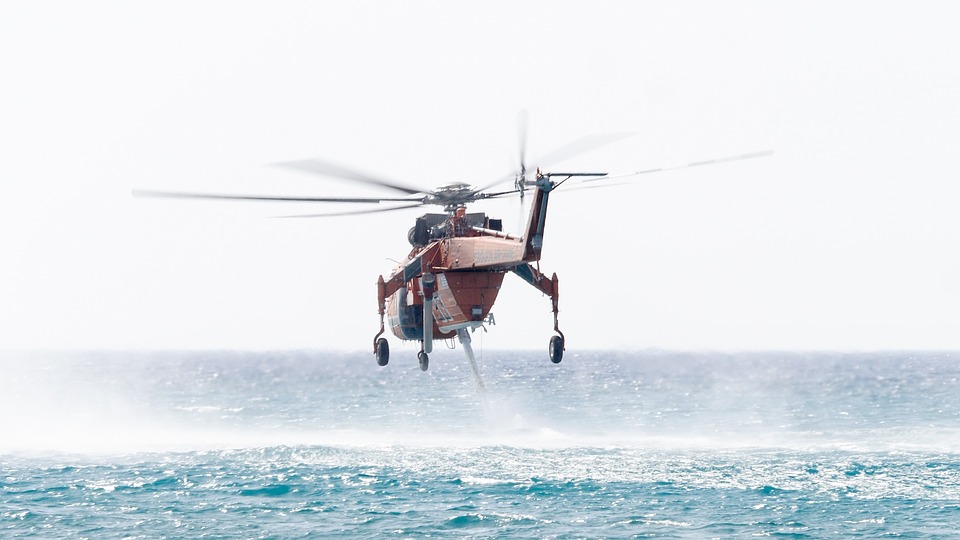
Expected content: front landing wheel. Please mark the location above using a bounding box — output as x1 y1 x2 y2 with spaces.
375 338 389 366
549 335 564 364
418 351 429 371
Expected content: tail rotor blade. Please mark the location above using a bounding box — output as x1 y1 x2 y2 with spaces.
476 119 630 194
517 109 529 177
536 132 635 170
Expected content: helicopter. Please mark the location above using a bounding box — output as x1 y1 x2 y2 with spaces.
135 125 772 372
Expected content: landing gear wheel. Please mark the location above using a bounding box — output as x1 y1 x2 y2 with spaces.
375 338 389 366
549 335 564 364
418 351 430 371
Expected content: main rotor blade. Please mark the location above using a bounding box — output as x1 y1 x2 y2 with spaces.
581 150 775 183
133 189 421 204
273 159 426 196
479 188 523 199
274 202 425 218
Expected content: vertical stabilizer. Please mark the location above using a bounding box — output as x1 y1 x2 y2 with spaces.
521 178 554 262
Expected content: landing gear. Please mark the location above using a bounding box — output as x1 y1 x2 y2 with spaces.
373 277 390 367
418 350 430 371
510 264 566 364
549 335 564 364
375 338 389 366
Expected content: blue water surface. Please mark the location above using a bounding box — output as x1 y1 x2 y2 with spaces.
2 349 959 538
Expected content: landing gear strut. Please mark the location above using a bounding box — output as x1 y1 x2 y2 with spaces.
511 264 566 364
373 275 391 367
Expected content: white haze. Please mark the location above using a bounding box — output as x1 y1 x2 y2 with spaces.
3 351 958 456
1 2 959 352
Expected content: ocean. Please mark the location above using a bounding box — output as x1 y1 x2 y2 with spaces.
2 349 959 538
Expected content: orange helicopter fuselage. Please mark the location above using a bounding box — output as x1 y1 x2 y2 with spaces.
377 181 560 343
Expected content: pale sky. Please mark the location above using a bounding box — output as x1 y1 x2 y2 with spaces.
1 2 958 352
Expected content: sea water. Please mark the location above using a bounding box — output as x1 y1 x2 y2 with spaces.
2 349 959 538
